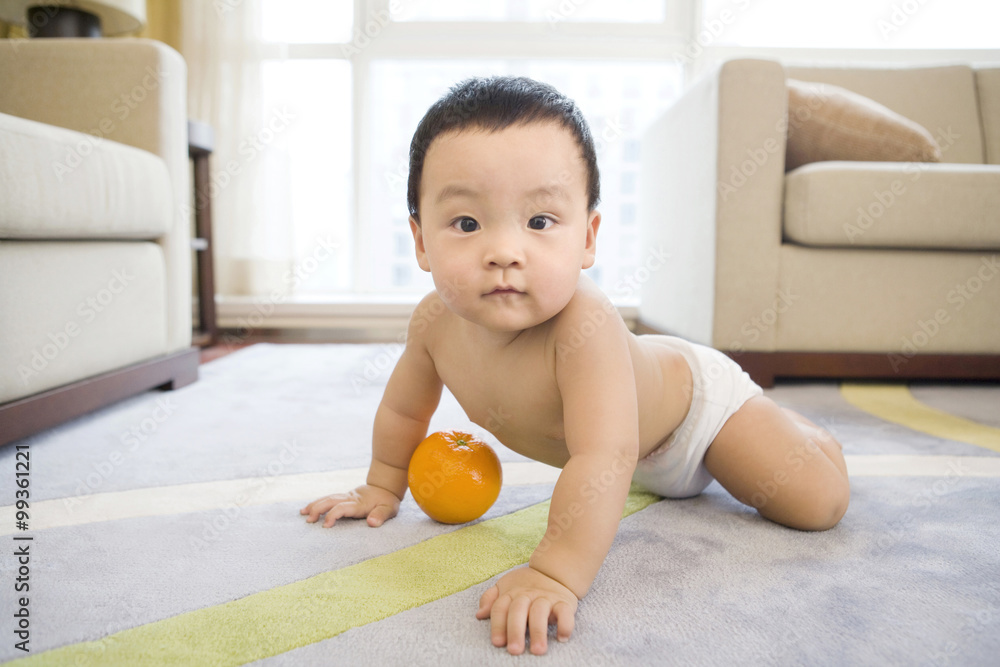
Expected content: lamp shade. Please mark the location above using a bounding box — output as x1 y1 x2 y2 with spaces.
0 0 147 35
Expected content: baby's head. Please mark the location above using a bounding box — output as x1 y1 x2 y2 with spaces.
407 76 600 223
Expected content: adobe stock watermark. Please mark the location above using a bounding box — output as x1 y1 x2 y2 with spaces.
843 126 959 243
674 0 752 66
193 106 296 212
877 0 931 42
408 439 481 503
718 83 836 203
214 0 243 16
62 397 179 512
928 600 999 666
888 255 998 372
351 338 405 394
349 276 465 394
341 0 404 57
612 245 670 300
726 287 800 356
558 245 669 363
874 457 969 554
190 439 303 549
743 418 839 511
535 450 635 553
593 115 626 156
220 234 339 347
545 0 589 29
555 299 619 363
385 155 410 197
17 268 135 387
483 405 512 433
51 65 167 182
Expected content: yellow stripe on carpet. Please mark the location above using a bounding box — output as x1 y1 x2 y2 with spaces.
840 384 1000 454
10 489 660 666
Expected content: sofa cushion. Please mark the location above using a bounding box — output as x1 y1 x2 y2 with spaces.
0 111 172 239
775 244 1000 354
785 79 942 171
0 240 168 404
784 64 985 165
783 162 1000 249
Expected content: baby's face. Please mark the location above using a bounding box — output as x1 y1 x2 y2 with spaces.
410 121 600 333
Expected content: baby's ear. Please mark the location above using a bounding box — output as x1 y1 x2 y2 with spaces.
409 216 431 272
582 210 600 269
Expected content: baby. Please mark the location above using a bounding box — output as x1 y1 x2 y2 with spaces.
302 76 850 656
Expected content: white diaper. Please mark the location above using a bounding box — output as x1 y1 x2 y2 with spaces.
632 336 763 499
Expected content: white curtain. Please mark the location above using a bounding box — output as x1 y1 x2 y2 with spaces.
180 0 293 297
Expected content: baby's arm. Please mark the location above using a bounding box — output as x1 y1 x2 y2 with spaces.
301 299 443 527
478 290 639 654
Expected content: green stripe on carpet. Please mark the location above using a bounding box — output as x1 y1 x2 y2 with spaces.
841 384 1000 453
12 489 660 666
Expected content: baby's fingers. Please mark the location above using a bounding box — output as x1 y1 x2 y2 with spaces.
487 594 512 649
301 497 339 523
552 600 575 644
504 596 531 655
476 585 499 620
366 503 397 527
528 598 552 655
321 500 365 528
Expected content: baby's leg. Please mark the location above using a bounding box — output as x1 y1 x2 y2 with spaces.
703 396 849 531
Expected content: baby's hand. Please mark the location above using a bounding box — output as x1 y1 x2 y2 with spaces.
300 484 401 528
475 565 578 656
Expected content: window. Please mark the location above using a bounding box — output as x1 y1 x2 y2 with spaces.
257 0 685 303
390 0 667 23
700 0 1000 49
260 59 353 291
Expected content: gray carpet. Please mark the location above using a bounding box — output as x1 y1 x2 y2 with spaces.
1 344 998 666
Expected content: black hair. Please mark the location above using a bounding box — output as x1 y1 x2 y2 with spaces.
407 75 600 221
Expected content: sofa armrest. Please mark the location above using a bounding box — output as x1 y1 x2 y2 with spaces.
0 38 186 167
977 68 1000 165
638 62 722 344
639 59 787 351
0 38 192 351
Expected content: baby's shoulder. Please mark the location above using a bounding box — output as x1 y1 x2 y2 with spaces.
549 277 629 354
406 290 457 342
552 277 620 328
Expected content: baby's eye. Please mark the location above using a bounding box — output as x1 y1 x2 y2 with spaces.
453 217 480 233
527 216 554 230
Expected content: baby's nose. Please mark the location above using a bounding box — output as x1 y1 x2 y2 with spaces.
484 229 524 268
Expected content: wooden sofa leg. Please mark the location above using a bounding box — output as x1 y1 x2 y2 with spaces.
161 350 199 390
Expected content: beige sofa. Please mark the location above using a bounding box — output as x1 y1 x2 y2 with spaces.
0 39 197 445
638 59 1000 386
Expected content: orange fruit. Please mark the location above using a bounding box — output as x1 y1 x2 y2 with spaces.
407 430 503 524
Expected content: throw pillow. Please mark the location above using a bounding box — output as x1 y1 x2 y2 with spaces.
785 78 942 171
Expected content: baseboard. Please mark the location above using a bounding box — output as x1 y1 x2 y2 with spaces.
0 347 200 447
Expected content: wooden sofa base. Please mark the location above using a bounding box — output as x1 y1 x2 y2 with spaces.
727 351 1000 388
632 324 1000 387
0 347 199 447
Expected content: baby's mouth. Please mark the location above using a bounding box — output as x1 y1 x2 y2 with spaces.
485 286 524 296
